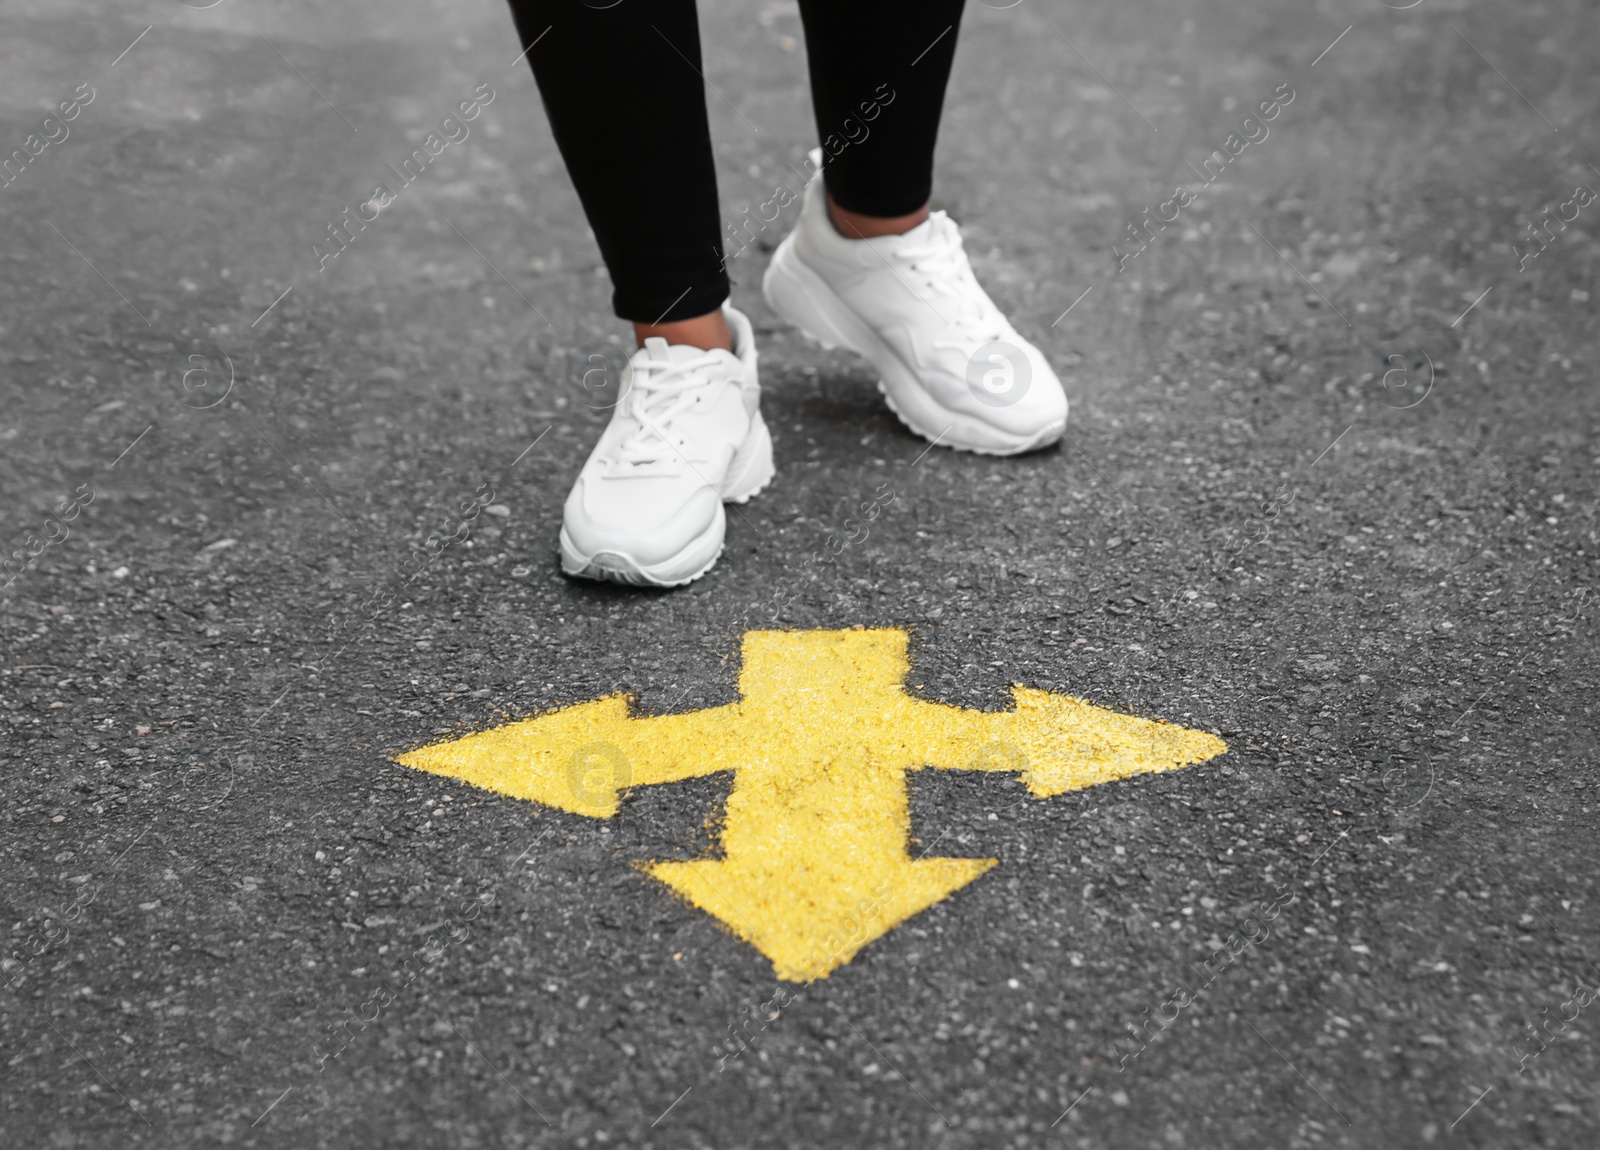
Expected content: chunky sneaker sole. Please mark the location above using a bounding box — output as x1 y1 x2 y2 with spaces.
764 235 1065 456
559 412 774 587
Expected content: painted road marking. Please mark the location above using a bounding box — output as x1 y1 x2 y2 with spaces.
397 628 1227 980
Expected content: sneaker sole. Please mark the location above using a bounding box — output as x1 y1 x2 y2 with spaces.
559 413 775 588
763 237 1065 456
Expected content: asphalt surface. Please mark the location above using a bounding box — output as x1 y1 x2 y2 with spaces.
3 1 1599 1147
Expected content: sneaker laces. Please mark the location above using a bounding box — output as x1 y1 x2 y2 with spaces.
896 214 1006 340
615 348 725 464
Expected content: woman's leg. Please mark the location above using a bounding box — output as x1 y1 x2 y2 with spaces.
511 2 767 587
765 0 1069 456
505 0 730 346
794 0 967 233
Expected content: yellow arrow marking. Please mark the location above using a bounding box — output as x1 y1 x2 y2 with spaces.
397 628 1226 981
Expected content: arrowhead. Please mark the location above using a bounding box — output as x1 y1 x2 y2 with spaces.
647 854 996 982
1002 687 1227 796
396 695 637 818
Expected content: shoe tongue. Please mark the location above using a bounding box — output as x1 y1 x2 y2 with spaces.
636 337 733 373
877 211 946 249
907 211 947 241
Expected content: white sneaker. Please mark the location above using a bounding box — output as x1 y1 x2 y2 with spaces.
763 157 1067 455
559 304 773 587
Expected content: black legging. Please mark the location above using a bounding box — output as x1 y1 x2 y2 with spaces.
506 0 966 322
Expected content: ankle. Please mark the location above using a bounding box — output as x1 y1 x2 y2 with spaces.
634 308 732 352
826 193 930 240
